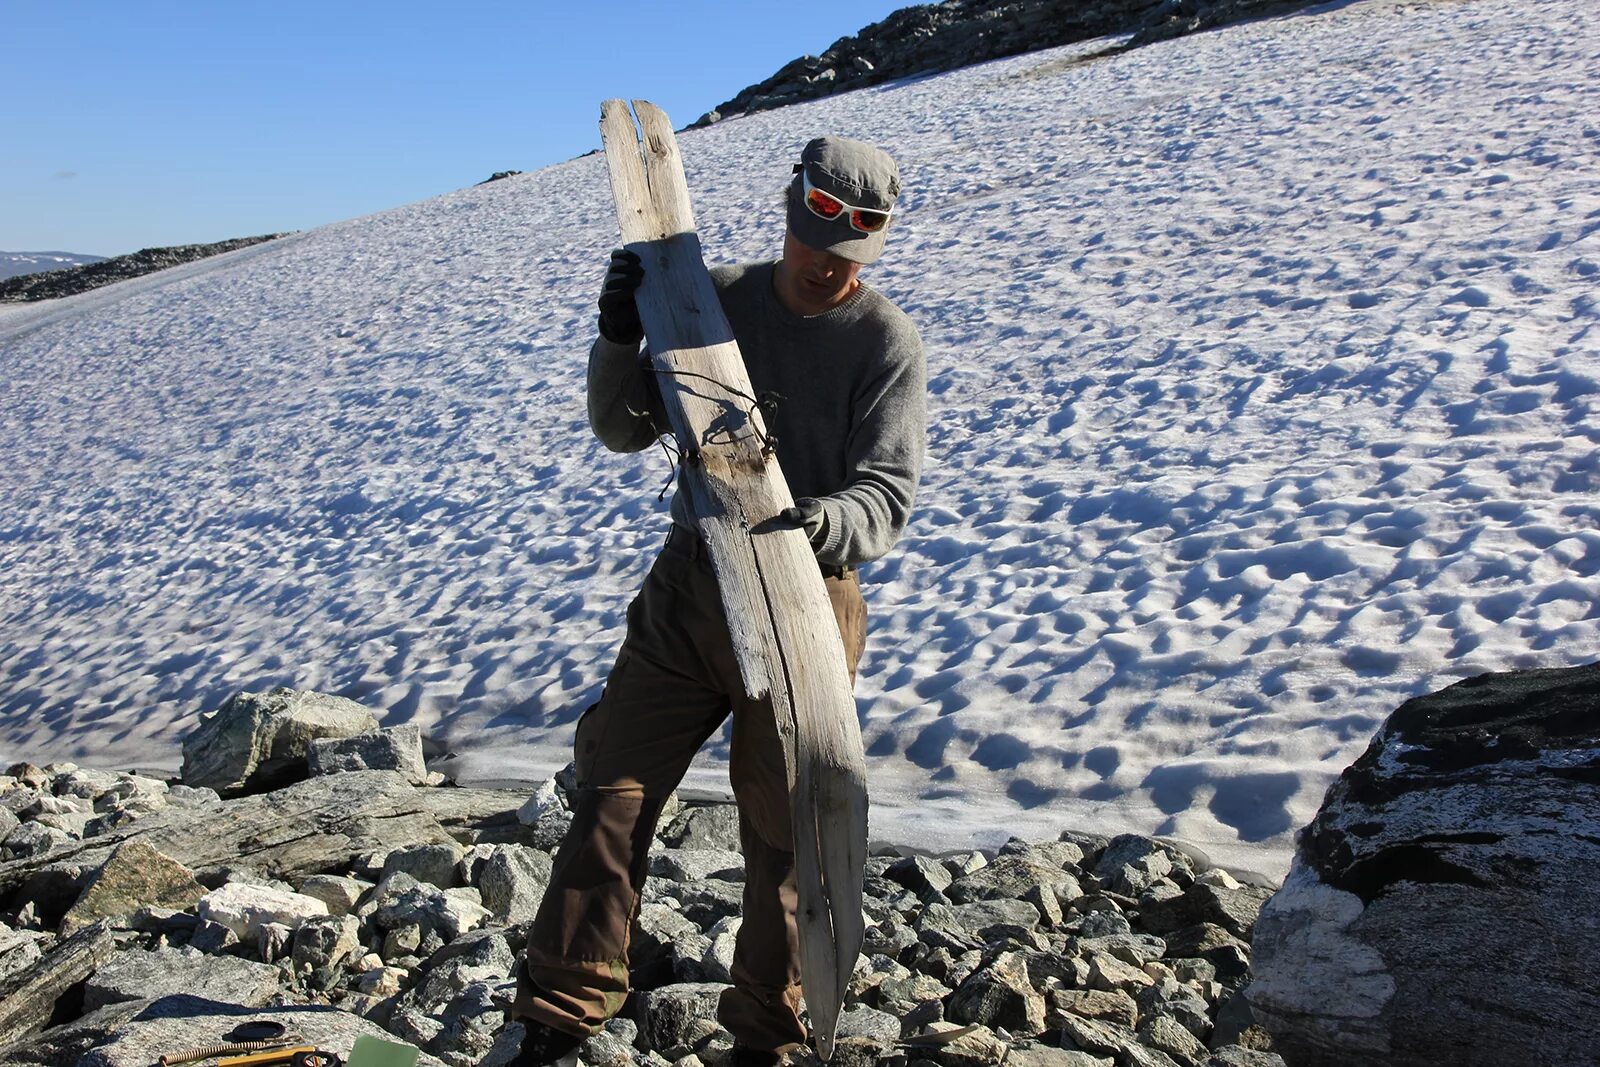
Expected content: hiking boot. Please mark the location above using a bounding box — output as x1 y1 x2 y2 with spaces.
726 1046 783 1067
512 1020 584 1067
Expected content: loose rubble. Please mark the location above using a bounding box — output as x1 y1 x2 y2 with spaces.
0 723 1284 1066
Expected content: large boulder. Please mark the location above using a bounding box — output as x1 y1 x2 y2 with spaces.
1248 664 1600 1066
82 947 281 1011
180 687 378 795
0 993 444 1066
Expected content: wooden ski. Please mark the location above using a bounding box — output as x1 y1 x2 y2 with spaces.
596 99 867 1061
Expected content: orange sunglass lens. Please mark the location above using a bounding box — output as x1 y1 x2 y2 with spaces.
850 211 888 233
806 188 844 219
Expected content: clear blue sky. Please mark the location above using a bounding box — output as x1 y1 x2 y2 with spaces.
3 1 906 256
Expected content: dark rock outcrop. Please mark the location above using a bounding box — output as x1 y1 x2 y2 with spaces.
1248 663 1600 1066
693 0 1325 127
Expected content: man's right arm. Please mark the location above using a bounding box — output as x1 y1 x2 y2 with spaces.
586 335 664 453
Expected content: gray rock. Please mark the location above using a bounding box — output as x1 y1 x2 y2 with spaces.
886 854 954 898
662 879 744 928
297 873 372 916
0 807 18 840
837 1002 901 1046
907 1021 1006 1067
1204 1050 1286 1067
196 881 329 941
1252 665 1600 1066
650 847 744 882
308 724 428 784
291 913 361 988
1006 1045 1113 1067
3 822 71 859
373 876 484 943
384 842 465 889
257 920 293 963
180 686 379 795
186 918 238 953
1094 836 1177 898
1208 991 1273 1052
1138 979 1215 1040
917 898 1039 949
1075 910 1132 939
59 839 206 935
1139 1014 1209 1067
51 993 445 1066
478 845 553 925
948 855 1081 907
946 950 1045 1035
1048 988 1140 1029
659 804 741 852
82 946 282 1010
635 982 728 1057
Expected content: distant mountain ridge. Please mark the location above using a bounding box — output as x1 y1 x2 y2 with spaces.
0 235 289 303
0 251 107 281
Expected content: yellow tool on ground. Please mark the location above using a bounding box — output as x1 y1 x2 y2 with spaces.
216 1047 332 1067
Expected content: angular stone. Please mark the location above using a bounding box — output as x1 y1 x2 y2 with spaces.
947 950 1046 1035
3 822 71 859
908 1021 1006 1067
658 804 741 852
308 723 428 783
196 881 329 941
636 982 728 1056
187 918 238 953
1048 988 1140 1029
1095 836 1176 898
292 913 361 988
1137 979 1215 1041
297 873 372 916
1088 951 1155 994
948 854 1081 907
384 841 465 889
181 686 379 795
0 922 116 1048
1205 1050 1286 1067
1006 1044 1113 1067
59 839 205 936
650 847 744 882
886 854 954 897
478 844 553 925
1140 1014 1209 1067
83 946 281 1010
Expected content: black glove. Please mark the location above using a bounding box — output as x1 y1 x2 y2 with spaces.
778 497 829 550
597 249 644 345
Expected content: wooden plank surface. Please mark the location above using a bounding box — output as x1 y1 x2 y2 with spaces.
598 99 867 1061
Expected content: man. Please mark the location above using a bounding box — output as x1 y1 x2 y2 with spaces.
509 136 926 1066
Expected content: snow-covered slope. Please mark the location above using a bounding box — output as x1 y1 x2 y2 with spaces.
2 0 1596 875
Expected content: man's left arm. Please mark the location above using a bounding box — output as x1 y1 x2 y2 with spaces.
809 331 927 567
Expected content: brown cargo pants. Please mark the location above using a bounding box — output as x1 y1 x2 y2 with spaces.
512 526 868 1052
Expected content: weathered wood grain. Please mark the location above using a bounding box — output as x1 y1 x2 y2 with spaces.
598 98 867 1060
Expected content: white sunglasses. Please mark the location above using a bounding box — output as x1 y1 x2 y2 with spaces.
799 170 893 234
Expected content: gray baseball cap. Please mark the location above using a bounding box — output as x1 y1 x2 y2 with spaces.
786 136 901 264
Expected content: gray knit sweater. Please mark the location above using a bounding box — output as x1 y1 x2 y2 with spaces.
587 261 926 567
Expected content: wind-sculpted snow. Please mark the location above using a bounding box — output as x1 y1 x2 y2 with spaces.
1 0 1596 874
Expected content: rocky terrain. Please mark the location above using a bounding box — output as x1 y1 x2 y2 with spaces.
0 235 288 303
694 0 1322 126
0 689 1285 1067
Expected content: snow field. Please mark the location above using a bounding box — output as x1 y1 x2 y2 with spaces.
1 0 1596 873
